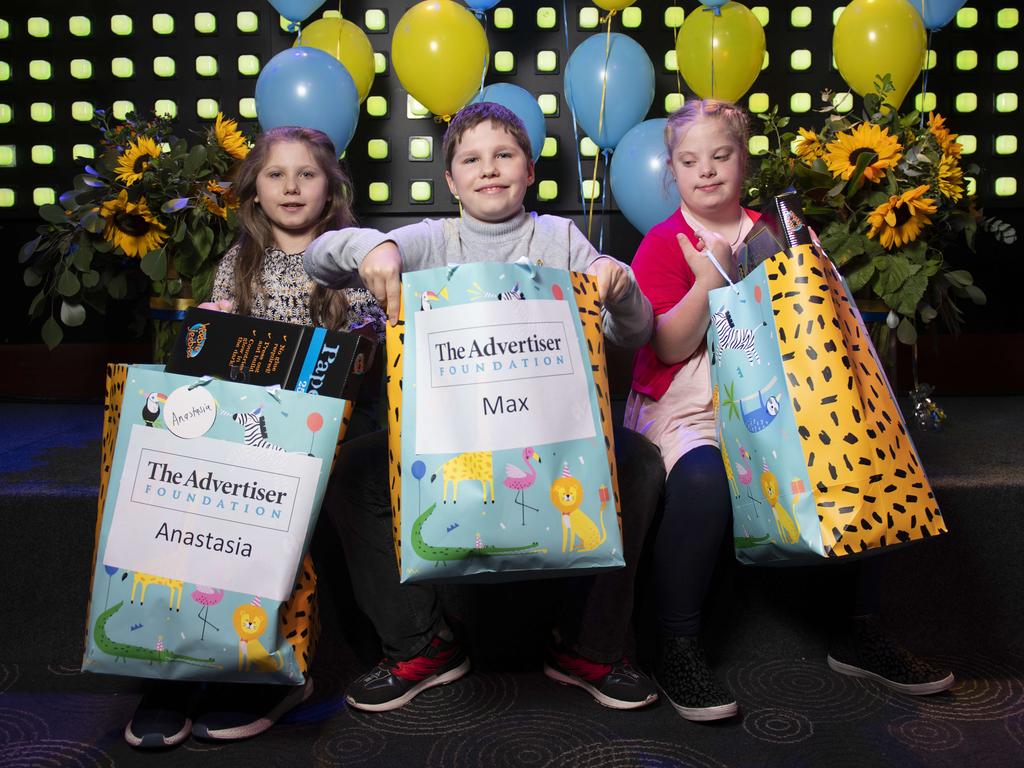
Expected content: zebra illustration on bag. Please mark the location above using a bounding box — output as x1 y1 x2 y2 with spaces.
467 281 526 302
711 308 766 366
224 406 284 451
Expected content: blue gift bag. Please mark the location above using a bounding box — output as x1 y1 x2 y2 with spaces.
384 263 625 583
83 364 348 683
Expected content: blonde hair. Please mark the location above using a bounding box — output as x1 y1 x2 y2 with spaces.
664 99 750 158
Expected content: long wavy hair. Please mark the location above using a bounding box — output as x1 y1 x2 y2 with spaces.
230 126 356 330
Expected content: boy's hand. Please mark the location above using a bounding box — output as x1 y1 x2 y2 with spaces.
678 229 734 289
588 257 629 305
196 299 234 313
359 241 402 325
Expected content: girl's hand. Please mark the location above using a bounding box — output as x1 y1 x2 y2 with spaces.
587 257 629 304
360 241 402 325
678 228 734 289
196 299 234 313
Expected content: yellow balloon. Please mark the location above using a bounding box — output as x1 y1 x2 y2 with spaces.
594 0 638 11
295 18 376 103
834 0 926 109
676 2 766 103
391 0 489 117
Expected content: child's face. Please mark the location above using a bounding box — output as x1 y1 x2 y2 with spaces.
255 140 329 246
668 118 745 218
445 121 534 223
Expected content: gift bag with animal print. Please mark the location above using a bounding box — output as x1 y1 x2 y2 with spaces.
83 364 350 682
707 196 947 565
386 262 624 583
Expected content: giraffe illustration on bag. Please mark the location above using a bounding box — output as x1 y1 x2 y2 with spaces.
431 451 494 504
130 571 184 611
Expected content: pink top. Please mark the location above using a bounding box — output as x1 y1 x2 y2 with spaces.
629 207 760 401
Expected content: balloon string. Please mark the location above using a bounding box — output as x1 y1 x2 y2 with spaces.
477 12 489 98
587 14 613 242
598 149 610 252
561 0 588 230
671 17 683 102
919 29 933 128
710 14 716 99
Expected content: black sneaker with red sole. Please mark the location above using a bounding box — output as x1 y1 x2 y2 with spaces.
543 645 658 710
346 635 470 712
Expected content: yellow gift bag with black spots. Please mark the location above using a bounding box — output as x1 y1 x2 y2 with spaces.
707 197 947 565
385 262 624 583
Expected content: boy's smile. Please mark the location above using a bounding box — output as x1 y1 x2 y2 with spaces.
445 122 535 223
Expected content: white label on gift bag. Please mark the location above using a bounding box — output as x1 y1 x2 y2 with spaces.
163 385 217 439
414 299 596 455
102 425 322 601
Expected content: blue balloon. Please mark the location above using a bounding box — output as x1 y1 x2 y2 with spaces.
610 119 680 235
907 0 966 30
267 0 322 24
465 0 501 11
256 47 360 156
702 0 728 13
564 33 655 151
471 84 546 162
411 460 426 480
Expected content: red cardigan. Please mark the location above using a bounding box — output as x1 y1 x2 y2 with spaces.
629 207 760 401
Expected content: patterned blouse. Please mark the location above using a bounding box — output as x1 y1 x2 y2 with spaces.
210 244 386 343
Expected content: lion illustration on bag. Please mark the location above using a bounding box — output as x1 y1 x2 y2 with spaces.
550 464 607 554
233 597 284 672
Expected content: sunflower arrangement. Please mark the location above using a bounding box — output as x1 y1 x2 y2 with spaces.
21 109 249 356
747 76 1010 346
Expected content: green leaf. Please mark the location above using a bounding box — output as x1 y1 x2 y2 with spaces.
23 267 43 287
964 284 986 304
41 316 64 349
18 235 42 263
184 145 207 177
844 261 875 293
189 225 215 260
28 291 45 318
82 211 106 234
919 304 938 323
141 248 168 281
94 237 114 253
81 269 101 288
107 272 128 299
896 317 917 345
946 269 973 286
893 273 928 315
190 266 216 304
844 149 877 196
60 300 87 327
827 179 846 198
56 270 81 297
39 204 68 224
72 241 94 270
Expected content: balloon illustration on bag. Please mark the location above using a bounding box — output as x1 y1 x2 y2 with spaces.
564 32 655 151
255 47 361 156
295 17 376 103
610 119 680 235
411 459 427 514
392 0 489 118
906 0 966 30
306 411 324 454
834 0 926 109
471 84 546 162
676 1 765 103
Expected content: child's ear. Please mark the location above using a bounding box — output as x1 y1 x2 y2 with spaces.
444 170 458 199
526 160 535 187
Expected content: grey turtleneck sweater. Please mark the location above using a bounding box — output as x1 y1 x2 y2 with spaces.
304 208 653 349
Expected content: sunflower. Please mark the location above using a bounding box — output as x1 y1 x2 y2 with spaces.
866 185 938 250
97 190 167 258
824 123 903 183
928 112 962 158
936 153 964 202
202 180 239 219
114 136 161 186
214 112 249 160
794 128 825 163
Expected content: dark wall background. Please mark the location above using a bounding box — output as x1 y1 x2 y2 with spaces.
1 0 1021 391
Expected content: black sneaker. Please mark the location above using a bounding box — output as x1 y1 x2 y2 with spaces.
655 636 738 722
828 616 954 695
124 681 196 749
543 645 658 710
191 679 314 741
346 635 470 712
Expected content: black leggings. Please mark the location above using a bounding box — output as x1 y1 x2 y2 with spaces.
654 445 883 637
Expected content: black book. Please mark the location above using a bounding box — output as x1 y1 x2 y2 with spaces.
166 308 376 401
738 190 815 276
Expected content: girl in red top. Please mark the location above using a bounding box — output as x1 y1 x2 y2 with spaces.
625 100 953 723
